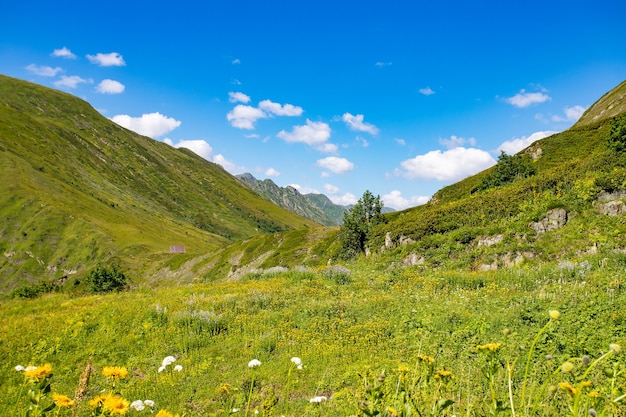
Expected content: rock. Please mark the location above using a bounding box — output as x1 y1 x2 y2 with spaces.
529 208 568 234
385 232 394 249
399 235 416 246
598 200 626 216
403 253 425 266
597 190 626 202
477 235 503 247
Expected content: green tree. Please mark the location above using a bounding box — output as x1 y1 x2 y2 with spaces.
608 115 626 153
476 151 537 191
339 190 384 259
85 264 129 293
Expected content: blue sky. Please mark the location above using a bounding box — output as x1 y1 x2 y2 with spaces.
2 0 625 209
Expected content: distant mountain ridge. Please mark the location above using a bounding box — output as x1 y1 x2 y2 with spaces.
236 173 347 226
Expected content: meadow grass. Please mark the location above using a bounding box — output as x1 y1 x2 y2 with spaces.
2 257 625 416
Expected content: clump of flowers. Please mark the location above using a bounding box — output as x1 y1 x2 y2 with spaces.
16 363 66 416
90 393 130 415
130 399 155 411
102 366 128 381
52 393 75 408
158 355 178 373
477 343 502 352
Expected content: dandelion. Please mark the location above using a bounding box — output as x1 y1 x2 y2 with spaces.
549 310 561 320
52 393 75 408
103 395 130 415
130 400 145 411
155 410 180 417
309 395 328 403
23 363 53 382
173 365 183 372
559 381 579 395
561 361 575 373
102 366 128 380
90 393 113 408
434 369 453 380
248 359 261 368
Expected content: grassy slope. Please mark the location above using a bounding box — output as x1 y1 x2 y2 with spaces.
0 75 318 293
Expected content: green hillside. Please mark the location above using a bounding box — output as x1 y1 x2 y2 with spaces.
0 75 318 294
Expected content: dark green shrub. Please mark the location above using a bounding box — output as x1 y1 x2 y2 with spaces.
85 265 129 293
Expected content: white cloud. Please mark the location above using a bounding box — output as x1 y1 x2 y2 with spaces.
226 105 267 129
53 75 90 89
265 167 280 177
245 133 260 139
505 89 551 108
96 79 125 94
25 64 63 77
51 47 76 59
400 147 496 181
439 135 476 150
395 138 406 146
342 113 379 135
497 130 556 154
277 119 334 152
111 112 181 138
355 136 369 147
232 58 241 64
324 183 340 194
229 92 251 103
375 61 392 67
382 190 429 210
258 100 303 116
551 105 587 122
330 192 358 206
316 156 355 174
87 52 126 67
171 139 214 160
289 184 320 194
419 86 435 96
213 154 245 174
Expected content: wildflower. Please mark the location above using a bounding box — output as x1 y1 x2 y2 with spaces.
144 400 155 408
102 366 128 380
588 391 600 398
434 369 453 379
248 359 261 368
23 363 53 382
173 365 183 372
103 394 130 415
130 400 145 411
155 410 180 417
158 366 166 373
309 395 328 403
581 381 592 388
561 361 575 373
232 408 240 413
610 343 622 354
549 310 561 320
15 365 24 372
388 406 398 416
52 393 75 408
477 343 502 352
90 393 112 408
291 357 303 369
218 383 233 395
548 385 558 394
417 353 435 364
559 381 579 395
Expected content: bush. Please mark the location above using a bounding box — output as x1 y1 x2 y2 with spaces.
85 265 129 293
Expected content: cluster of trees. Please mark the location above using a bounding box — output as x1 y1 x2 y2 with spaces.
338 190 384 259
609 115 626 153
475 151 537 192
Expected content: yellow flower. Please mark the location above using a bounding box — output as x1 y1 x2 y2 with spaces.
588 390 600 398
581 381 592 388
549 310 561 320
434 369 453 379
155 410 180 417
395 364 411 373
52 393 75 408
417 353 435 364
23 363 53 382
103 395 130 415
558 381 579 395
388 406 398 416
90 393 113 408
477 343 502 352
102 366 128 380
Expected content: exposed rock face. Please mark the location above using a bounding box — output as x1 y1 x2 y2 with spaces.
529 208 568 234
598 200 626 216
477 235 503 247
403 253 425 266
598 190 626 202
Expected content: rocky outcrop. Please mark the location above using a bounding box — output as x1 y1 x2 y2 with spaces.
529 208 568 234
598 200 626 216
477 235 503 246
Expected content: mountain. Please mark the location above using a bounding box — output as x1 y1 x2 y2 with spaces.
0 75 319 294
236 173 347 226
195 79 626 277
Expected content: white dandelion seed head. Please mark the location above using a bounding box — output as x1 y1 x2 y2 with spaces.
248 359 261 368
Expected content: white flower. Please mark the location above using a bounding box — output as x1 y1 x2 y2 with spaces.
248 359 261 368
290 357 303 367
158 366 166 373
297 364 303 370
143 400 155 408
162 355 177 367
174 365 183 372
231 408 240 413
309 395 328 403
24 366 37 372
130 400 145 411
15 365 24 372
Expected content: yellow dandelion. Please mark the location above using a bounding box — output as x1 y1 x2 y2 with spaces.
558 381 579 395
155 410 180 417
23 363 53 382
388 406 398 416
103 395 130 415
417 353 435 364
90 393 113 408
52 393 75 408
102 366 128 380
434 369 453 379
588 390 600 398
477 343 502 352
581 381 592 388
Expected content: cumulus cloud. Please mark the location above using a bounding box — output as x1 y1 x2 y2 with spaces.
382 190 430 210
289 184 321 195
53 75 90 89
316 156 355 174
87 52 126 67
505 89 551 108
330 192 358 206
96 79 125 94
26 64 63 77
277 119 334 152
229 92 251 103
258 100 303 116
51 47 76 59
212 154 245 174
171 139 215 160
342 113 379 135
497 131 556 155
419 86 435 96
551 105 587 123
226 105 267 129
111 112 181 138
439 135 476 150
265 167 280 177
399 147 496 181
324 183 340 194
355 136 369 147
